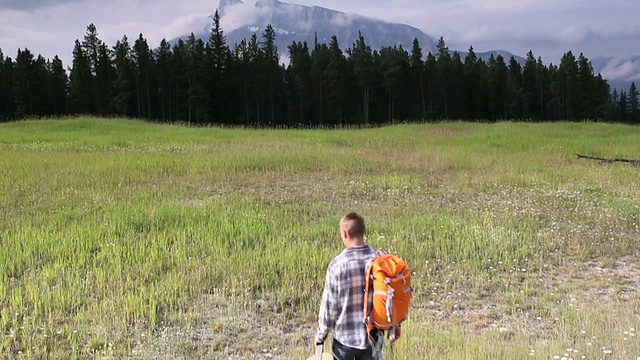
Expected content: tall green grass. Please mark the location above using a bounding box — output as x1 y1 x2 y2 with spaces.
1 117 639 359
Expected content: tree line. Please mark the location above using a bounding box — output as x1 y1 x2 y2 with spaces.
1 13 639 125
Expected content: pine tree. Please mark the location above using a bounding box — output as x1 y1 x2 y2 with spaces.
185 33 209 123
324 36 347 125
351 32 375 124
31 55 51 115
424 52 437 119
0 50 15 120
133 34 154 119
249 34 262 123
69 40 93 114
507 57 523 119
435 37 451 119
448 51 465 119
410 38 426 120
48 56 68 115
628 82 639 124
379 45 410 122
95 44 114 115
112 36 135 117
83 24 101 74
610 89 620 121
287 41 312 125
0 49 4 117
463 46 482 119
206 10 230 122
486 54 508 120
522 51 540 119
310 38 330 126
12 48 35 117
559 51 579 120
171 40 189 121
546 63 559 119
260 24 280 126
232 38 255 124
536 57 549 120
82 24 111 115
576 53 595 119
156 39 173 121
593 74 612 120
618 90 628 122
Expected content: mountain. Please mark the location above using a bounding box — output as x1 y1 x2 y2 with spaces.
180 0 638 93
207 0 437 57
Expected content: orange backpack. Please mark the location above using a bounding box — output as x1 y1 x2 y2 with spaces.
363 251 412 342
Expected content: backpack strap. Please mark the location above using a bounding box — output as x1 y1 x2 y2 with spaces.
363 257 374 341
384 279 394 323
364 249 385 343
364 249 391 344
370 330 385 360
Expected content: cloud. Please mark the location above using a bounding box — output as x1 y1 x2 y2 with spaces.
466 0 562 13
285 0 640 61
0 8 67 57
218 0 320 34
600 58 640 81
1 0 639 73
219 1 269 33
295 18 313 32
557 25 592 43
280 2 314 32
0 0 80 11
0 0 216 67
457 26 499 44
99 13 210 48
0 26 59 58
329 13 357 28
164 13 211 39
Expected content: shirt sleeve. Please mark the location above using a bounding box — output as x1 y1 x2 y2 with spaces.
316 264 340 344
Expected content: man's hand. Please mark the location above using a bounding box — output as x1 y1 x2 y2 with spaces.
315 342 324 360
389 326 401 344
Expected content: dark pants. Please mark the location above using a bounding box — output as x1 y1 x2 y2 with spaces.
331 339 374 360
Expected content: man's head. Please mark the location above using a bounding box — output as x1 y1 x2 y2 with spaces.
339 212 365 247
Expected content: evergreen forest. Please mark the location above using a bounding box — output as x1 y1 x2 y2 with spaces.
1 12 639 126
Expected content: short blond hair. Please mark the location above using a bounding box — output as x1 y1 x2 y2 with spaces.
340 212 365 238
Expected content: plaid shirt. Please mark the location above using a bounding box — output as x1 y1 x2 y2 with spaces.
316 244 377 350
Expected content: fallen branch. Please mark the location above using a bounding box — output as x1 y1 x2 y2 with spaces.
577 154 640 164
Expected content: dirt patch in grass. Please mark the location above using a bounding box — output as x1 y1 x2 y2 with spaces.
132 291 315 360
421 255 640 336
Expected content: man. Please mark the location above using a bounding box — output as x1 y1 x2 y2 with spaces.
315 212 400 360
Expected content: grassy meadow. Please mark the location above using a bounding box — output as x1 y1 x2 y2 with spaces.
0 117 639 359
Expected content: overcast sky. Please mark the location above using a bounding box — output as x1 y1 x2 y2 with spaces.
1 0 638 69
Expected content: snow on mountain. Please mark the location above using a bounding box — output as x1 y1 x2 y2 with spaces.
211 0 437 57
